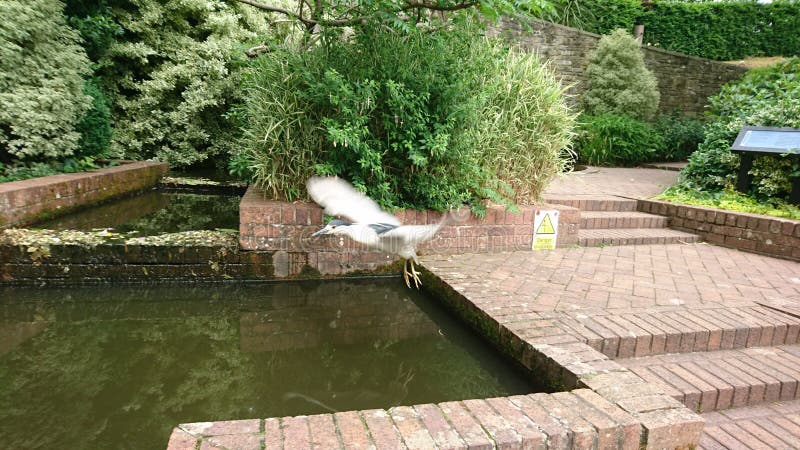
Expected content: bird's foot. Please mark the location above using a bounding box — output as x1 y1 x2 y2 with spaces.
409 260 422 289
403 259 412 289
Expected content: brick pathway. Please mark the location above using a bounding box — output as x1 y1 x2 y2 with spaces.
419 243 800 449
701 400 800 449
546 166 679 198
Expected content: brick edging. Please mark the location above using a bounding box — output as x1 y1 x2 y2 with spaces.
638 199 800 260
239 186 581 277
0 161 169 228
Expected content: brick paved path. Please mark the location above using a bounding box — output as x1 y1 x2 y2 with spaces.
546 167 679 199
421 243 800 449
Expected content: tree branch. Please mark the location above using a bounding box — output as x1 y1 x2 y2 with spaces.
402 1 479 12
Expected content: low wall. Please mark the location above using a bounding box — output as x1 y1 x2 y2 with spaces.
239 187 580 277
492 18 748 115
639 199 800 260
0 161 168 229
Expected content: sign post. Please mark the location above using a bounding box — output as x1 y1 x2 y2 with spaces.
731 126 800 205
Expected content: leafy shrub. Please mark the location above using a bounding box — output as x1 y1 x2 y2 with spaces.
651 113 705 162
75 79 113 159
657 186 800 220
97 0 269 168
475 49 576 203
0 0 92 161
582 29 660 120
65 1 123 62
236 21 575 210
642 1 800 61
575 113 662 166
680 58 800 199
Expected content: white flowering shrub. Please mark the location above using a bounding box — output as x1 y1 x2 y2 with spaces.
100 0 269 167
0 0 91 160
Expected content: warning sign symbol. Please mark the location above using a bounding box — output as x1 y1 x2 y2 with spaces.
532 210 559 251
536 213 556 234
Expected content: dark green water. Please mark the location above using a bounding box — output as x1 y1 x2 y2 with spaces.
34 191 239 235
0 279 540 450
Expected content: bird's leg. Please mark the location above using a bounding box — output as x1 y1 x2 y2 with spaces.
403 259 412 289
409 259 422 289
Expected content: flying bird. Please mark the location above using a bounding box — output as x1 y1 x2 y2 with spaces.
307 176 445 288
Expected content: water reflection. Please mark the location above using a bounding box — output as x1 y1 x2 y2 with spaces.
33 191 239 235
0 279 539 449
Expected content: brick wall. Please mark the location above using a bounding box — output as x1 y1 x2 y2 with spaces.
491 18 748 115
0 161 168 229
239 187 580 276
639 199 800 260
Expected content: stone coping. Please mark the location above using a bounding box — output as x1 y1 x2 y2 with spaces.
638 199 800 261
166 258 705 450
0 161 168 228
239 186 580 277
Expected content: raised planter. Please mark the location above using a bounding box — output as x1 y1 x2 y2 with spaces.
239 186 580 277
0 161 168 228
638 199 800 260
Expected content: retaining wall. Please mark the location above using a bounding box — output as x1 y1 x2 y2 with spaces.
0 161 168 229
492 18 748 115
639 199 800 260
239 187 580 277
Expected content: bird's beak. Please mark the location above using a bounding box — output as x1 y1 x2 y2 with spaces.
311 228 327 237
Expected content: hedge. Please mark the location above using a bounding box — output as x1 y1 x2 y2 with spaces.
642 0 800 60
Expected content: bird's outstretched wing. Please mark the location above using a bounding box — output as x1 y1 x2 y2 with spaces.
380 215 447 247
307 177 401 226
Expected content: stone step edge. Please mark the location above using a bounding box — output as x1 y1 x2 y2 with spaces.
166 386 702 450
617 345 800 414
580 212 669 230
543 195 638 212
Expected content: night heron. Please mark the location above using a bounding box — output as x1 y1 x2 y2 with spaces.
307 176 446 288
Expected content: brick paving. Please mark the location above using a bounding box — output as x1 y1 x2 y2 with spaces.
546 166 679 199
700 400 800 449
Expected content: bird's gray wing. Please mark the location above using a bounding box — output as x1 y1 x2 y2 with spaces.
379 222 444 247
307 177 401 226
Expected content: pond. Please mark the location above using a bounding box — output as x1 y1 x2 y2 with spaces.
0 279 543 449
33 190 239 236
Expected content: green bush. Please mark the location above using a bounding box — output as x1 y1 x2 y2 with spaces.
97 0 269 168
642 1 800 61
651 113 705 162
575 113 662 166
75 78 113 158
236 20 575 210
582 29 660 120
475 49 576 203
0 0 92 161
680 58 800 199
65 1 123 62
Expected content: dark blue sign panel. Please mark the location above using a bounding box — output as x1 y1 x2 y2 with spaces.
731 126 800 154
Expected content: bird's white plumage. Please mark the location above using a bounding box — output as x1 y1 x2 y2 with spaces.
306 177 401 226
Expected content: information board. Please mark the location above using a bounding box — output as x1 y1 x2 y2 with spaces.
731 126 800 154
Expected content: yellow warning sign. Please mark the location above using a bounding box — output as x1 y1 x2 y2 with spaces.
532 210 559 250
536 213 555 234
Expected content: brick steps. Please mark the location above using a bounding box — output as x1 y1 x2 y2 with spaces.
562 305 800 359
618 345 800 414
578 228 700 246
542 194 637 212
700 399 800 449
543 193 701 247
581 211 668 229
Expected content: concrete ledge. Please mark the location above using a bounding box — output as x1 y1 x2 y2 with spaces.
239 186 580 276
0 161 168 228
638 199 800 261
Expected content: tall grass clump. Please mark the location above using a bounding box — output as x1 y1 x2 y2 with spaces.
235 20 575 211
475 50 576 203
